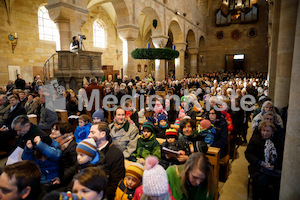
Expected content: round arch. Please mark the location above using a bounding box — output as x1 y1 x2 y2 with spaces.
168 20 183 43
186 29 196 48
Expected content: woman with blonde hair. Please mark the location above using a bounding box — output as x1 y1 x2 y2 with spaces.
166 152 215 200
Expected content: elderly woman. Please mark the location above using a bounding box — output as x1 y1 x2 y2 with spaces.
245 121 284 200
166 152 215 200
252 101 283 130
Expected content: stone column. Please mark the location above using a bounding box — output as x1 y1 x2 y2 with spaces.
117 25 139 78
152 35 169 81
47 1 89 50
188 47 199 75
279 2 300 199
174 43 186 80
268 0 281 101
274 0 298 110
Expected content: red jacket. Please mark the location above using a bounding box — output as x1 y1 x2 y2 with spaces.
221 110 233 132
85 83 105 112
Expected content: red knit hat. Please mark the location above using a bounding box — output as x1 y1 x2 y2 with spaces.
200 119 211 130
165 128 178 139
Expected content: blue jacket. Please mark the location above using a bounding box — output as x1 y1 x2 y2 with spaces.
74 123 92 143
199 125 216 145
22 139 61 184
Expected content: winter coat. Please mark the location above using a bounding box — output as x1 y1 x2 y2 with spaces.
37 103 58 130
85 83 105 112
160 140 184 169
154 125 168 139
79 149 106 171
6 103 26 129
252 111 283 130
100 139 125 200
245 134 284 179
24 100 37 115
114 179 136 200
74 123 92 143
130 134 161 159
211 117 228 158
22 139 61 184
58 139 78 186
166 165 213 200
199 125 216 145
0 102 10 126
110 121 139 158
178 130 208 156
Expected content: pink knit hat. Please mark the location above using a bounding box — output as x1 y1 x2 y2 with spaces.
200 119 211 130
154 101 163 114
143 156 169 196
178 109 186 118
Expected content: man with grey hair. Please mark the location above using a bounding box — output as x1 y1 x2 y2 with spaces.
0 94 10 126
11 115 47 150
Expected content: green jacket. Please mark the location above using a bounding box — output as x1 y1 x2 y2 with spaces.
131 134 161 159
166 165 213 200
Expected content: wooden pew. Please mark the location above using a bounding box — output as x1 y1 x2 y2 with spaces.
170 124 179 130
155 91 166 99
56 109 68 122
27 114 37 125
206 147 221 200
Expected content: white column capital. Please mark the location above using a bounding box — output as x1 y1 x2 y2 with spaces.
117 24 139 41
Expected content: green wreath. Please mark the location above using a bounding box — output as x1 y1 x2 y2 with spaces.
131 48 179 60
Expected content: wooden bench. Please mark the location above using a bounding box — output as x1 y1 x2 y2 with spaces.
27 114 37 125
170 124 179 130
219 132 231 181
206 147 221 200
155 91 166 99
56 109 68 122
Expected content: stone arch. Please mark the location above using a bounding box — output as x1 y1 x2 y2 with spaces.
186 29 196 48
87 0 131 26
198 35 206 72
168 20 183 43
137 7 164 37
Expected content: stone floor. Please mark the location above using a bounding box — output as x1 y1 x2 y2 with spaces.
218 121 253 200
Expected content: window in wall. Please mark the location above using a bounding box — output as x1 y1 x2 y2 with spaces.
38 5 58 41
93 20 106 48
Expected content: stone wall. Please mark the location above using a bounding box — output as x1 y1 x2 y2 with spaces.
204 0 269 72
81 5 123 73
0 0 57 85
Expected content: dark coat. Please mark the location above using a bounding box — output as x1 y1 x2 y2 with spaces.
245 134 284 179
100 139 125 200
85 83 105 112
211 117 228 158
15 78 26 90
58 139 78 186
179 130 208 156
15 123 47 149
6 103 27 129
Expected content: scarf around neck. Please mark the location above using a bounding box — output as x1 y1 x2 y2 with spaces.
56 133 74 151
264 139 277 165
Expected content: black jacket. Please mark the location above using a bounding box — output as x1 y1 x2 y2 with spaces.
6 103 27 129
58 139 78 187
15 123 47 149
179 130 208 156
211 117 228 158
15 78 26 90
100 139 125 200
245 134 284 179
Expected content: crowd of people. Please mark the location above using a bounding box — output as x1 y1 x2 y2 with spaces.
0 70 286 200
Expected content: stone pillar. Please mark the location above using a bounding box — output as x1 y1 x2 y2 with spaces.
47 1 89 50
268 0 281 101
152 35 169 81
174 43 186 80
117 25 139 78
274 0 298 110
279 2 300 199
188 47 199 75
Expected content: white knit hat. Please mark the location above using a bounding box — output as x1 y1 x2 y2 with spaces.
142 156 169 196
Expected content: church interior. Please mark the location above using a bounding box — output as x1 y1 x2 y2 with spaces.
0 0 299 199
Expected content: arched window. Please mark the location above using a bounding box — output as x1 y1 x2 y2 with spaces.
93 20 106 48
38 5 58 41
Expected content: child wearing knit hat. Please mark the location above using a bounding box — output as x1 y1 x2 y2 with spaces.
76 138 105 170
134 156 175 200
159 129 184 169
92 108 104 123
154 114 169 139
129 122 161 161
114 163 144 200
198 119 216 146
174 109 186 126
